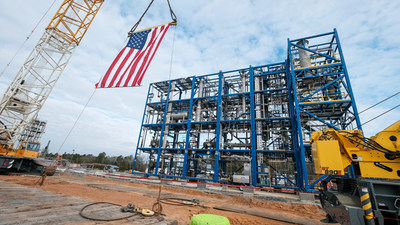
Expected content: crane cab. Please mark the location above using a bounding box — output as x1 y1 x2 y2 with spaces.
14 141 41 158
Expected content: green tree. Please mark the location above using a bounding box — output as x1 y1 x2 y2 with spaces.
95 152 106 164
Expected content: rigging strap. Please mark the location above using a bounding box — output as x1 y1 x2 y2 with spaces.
129 0 177 36
167 0 177 23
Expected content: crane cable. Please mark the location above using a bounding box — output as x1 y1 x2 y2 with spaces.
0 0 57 78
358 91 400 115
353 90 400 126
56 0 178 156
362 104 400 126
129 0 177 35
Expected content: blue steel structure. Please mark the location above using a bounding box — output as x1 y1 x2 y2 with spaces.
132 29 361 191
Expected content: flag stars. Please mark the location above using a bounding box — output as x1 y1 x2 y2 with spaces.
97 23 170 88
127 29 151 49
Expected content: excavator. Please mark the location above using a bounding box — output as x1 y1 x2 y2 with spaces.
0 0 104 175
311 120 400 225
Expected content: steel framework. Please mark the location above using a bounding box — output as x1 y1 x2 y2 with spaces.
0 0 103 148
132 29 361 191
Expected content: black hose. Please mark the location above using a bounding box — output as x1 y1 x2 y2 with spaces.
79 202 135 221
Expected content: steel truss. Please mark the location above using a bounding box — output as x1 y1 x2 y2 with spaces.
287 29 362 190
0 0 103 148
133 29 361 191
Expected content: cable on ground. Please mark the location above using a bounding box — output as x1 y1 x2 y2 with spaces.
79 202 136 221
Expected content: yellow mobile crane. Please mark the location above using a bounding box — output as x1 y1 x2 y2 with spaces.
311 120 400 225
0 0 104 175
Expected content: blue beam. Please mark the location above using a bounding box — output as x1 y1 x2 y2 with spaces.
182 77 196 179
132 84 152 173
155 80 173 175
299 75 345 102
334 28 362 131
213 71 223 181
288 38 308 190
249 66 258 185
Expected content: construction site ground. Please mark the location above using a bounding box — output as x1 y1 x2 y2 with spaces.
0 173 329 225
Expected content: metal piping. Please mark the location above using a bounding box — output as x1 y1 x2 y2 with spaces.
195 79 203 122
162 81 175 148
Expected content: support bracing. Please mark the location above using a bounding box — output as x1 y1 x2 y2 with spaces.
0 0 103 148
133 29 361 191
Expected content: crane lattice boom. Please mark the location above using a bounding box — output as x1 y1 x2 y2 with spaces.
0 0 104 148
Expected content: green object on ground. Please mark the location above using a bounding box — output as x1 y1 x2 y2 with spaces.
189 214 230 225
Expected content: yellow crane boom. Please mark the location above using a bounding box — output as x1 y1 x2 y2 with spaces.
0 0 103 149
0 0 103 175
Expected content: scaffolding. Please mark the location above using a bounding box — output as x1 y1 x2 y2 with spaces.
132 29 361 191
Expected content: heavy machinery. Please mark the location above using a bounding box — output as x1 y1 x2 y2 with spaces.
311 120 400 225
0 0 104 175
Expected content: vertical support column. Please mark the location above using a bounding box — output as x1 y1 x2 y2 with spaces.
213 72 223 181
249 66 258 185
334 28 362 131
183 77 197 179
285 60 302 187
288 39 308 190
132 84 152 172
156 81 173 175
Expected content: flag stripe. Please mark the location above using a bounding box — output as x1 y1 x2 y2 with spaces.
124 26 160 87
115 49 141 87
96 23 171 88
96 47 127 88
137 24 170 86
130 26 164 86
135 25 168 86
109 48 135 87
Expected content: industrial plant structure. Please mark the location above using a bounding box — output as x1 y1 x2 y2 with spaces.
132 29 361 191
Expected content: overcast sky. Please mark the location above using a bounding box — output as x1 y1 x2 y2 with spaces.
0 0 399 157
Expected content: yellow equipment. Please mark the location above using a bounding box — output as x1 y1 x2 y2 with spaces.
311 120 400 225
0 0 103 175
312 120 400 179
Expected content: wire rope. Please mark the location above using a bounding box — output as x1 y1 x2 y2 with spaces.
168 25 177 80
56 89 97 155
0 0 57 78
362 104 400 126
358 91 400 115
80 202 135 221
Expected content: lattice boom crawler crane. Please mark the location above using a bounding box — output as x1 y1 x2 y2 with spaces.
0 0 103 175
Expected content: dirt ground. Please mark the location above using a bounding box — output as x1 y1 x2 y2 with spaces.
0 174 326 225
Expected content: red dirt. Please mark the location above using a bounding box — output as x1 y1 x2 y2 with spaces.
0 174 326 224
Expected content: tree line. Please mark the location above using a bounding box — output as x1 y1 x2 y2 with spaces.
44 152 146 171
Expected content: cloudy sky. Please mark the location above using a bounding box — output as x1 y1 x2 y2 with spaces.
0 0 399 157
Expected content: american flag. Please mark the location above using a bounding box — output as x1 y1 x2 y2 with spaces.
96 23 171 88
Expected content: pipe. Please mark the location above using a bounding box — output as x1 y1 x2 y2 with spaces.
297 39 311 68
241 73 246 116
162 81 175 148
170 112 188 120
195 79 204 122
